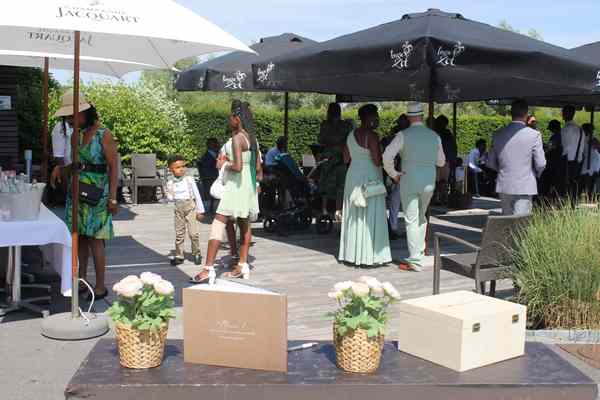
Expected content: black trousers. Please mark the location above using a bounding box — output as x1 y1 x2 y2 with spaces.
565 161 583 206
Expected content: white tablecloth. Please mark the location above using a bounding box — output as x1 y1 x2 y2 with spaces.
0 204 72 296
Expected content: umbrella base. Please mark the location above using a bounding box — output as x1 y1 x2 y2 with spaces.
41 312 109 341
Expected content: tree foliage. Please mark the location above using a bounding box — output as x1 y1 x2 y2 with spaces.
15 68 60 161
82 81 197 163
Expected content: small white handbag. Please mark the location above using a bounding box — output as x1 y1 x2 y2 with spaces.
210 165 227 199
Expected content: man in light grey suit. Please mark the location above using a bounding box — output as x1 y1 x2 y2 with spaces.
487 100 546 215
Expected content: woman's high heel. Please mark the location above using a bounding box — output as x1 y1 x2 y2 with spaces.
223 263 250 280
190 266 216 285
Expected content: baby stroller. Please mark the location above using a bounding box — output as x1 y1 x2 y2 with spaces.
262 153 334 236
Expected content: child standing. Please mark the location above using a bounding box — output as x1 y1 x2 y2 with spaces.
166 155 205 266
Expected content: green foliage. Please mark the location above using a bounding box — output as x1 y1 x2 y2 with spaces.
107 276 176 331
511 202 600 329
329 279 400 339
82 81 197 163
14 68 60 162
186 107 584 160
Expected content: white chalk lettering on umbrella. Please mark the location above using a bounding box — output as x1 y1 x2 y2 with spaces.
257 62 276 83
390 41 413 70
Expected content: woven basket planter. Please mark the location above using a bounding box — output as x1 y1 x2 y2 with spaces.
115 323 168 369
334 325 384 373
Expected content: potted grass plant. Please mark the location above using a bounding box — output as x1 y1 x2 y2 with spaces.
108 272 176 369
511 202 600 330
328 277 400 373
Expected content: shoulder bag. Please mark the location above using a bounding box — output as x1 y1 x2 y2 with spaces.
210 165 228 199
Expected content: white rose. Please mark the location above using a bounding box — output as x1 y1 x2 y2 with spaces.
359 276 382 290
118 279 143 298
112 282 122 294
351 282 370 297
372 285 385 298
334 281 353 292
120 275 142 286
382 282 401 300
154 280 175 296
328 291 343 300
140 272 162 286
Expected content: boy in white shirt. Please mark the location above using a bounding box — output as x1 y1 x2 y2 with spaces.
166 155 205 266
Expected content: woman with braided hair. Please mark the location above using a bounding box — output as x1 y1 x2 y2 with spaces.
191 100 262 283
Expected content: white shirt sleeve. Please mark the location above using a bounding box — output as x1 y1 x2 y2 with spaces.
188 176 205 214
51 123 66 158
467 149 482 173
383 132 404 179
436 140 446 167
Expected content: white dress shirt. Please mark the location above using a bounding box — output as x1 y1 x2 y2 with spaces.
382 123 446 180
582 148 600 176
561 121 585 162
51 122 73 165
467 148 482 173
166 175 205 214
455 166 465 183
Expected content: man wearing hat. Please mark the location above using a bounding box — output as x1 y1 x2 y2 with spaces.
383 102 446 271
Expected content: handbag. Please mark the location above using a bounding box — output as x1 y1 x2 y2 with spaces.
350 180 386 208
362 180 387 199
210 165 228 200
79 181 104 206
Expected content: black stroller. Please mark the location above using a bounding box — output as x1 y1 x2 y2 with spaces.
262 153 333 236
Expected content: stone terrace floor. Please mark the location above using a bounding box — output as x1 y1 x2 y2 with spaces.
1 198 598 399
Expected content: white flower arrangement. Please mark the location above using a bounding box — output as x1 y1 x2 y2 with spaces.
329 277 400 339
108 272 176 331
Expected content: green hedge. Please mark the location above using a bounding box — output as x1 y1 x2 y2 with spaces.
186 108 573 160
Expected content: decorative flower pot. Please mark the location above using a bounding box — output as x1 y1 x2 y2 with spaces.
115 323 168 369
334 325 384 373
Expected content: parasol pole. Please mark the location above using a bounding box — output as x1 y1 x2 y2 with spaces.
41 57 49 183
70 30 81 319
452 102 457 136
425 90 435 256
283 92 290 140
42 30 108 340
428 100 435 129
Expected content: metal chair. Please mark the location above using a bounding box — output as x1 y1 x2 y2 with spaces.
433 214 530 297
131 154 165 205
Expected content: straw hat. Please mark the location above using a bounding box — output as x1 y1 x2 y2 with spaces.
406 102 424 117
54 90 91 117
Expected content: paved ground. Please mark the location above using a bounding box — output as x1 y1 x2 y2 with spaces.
1 198 598 399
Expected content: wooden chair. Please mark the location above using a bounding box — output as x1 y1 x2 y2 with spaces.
131 154 165 205
433 214 530 297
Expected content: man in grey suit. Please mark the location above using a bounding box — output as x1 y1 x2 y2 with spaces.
487 100 546 215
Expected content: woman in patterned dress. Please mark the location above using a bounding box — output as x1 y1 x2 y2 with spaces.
51 91 118 299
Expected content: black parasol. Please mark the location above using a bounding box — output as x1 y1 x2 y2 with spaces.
252 9 600 104
176 33 317 92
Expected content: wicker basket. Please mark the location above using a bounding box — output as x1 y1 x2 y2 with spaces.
115 323 168 369
334 325 384 373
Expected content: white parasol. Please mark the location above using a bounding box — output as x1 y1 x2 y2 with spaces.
0 0 253 66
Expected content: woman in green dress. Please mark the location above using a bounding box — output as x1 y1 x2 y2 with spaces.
338 104 391 267
51 91 118 299
192 100 262 283
318 103 352 217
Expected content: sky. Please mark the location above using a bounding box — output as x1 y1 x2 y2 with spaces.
53 0 600 83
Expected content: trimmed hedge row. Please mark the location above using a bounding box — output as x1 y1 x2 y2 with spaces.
186 108 574 160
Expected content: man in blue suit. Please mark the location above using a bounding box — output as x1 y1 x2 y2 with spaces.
487 100 546 215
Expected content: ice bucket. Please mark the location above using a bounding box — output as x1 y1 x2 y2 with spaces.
0 183 46 221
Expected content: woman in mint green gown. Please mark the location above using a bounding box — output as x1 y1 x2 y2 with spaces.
338 104 391 266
